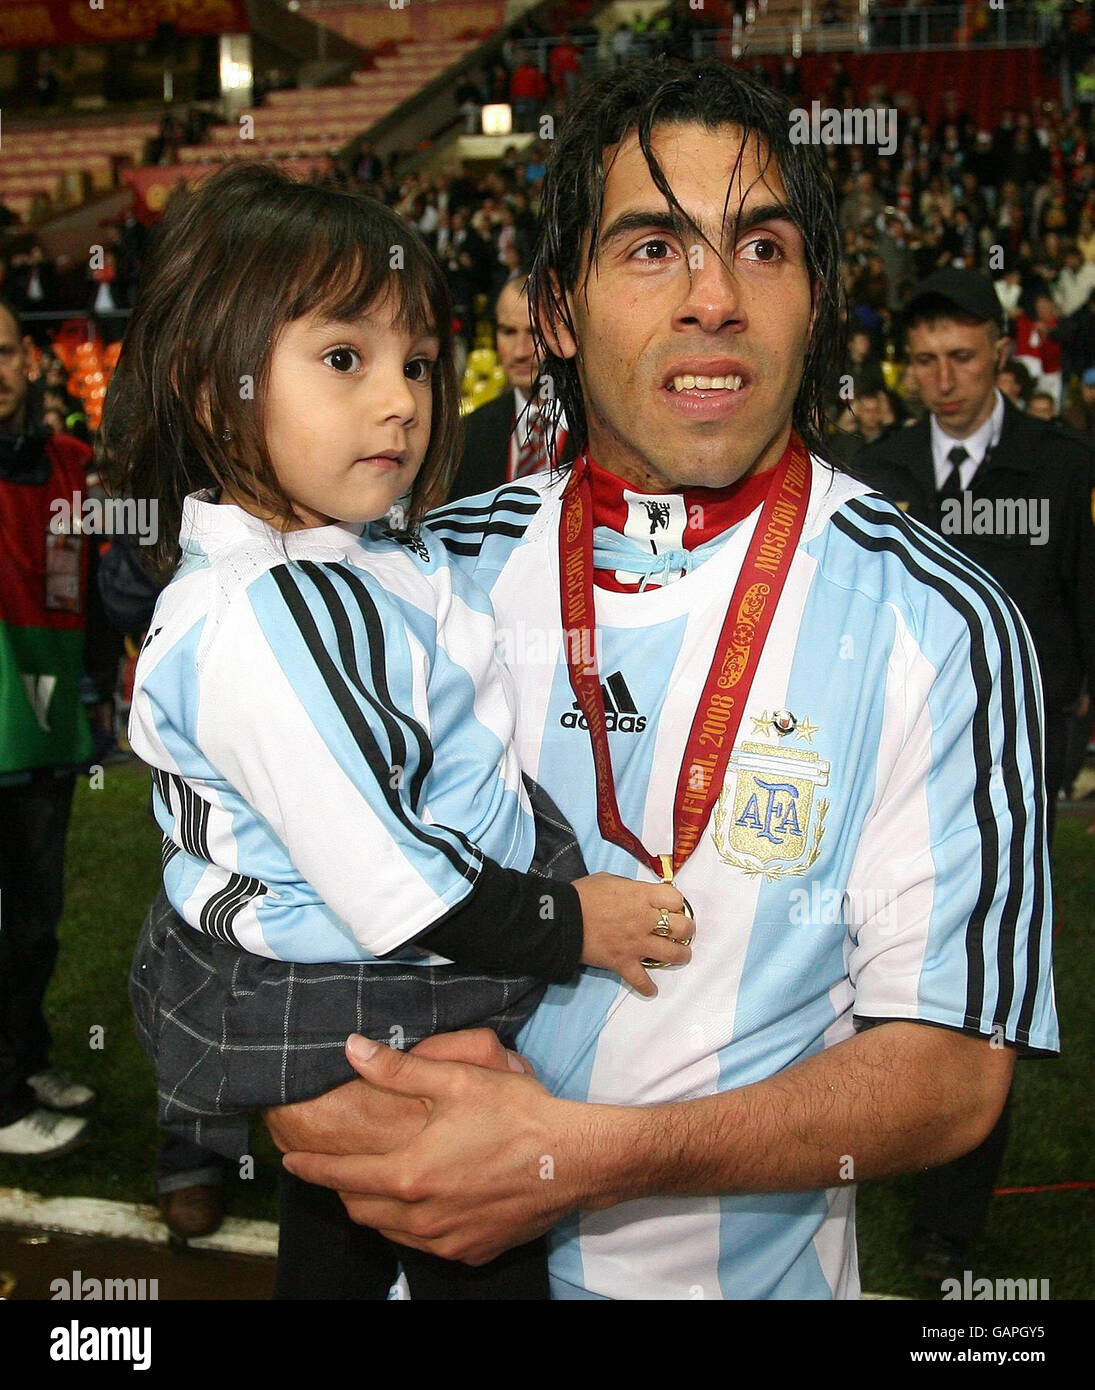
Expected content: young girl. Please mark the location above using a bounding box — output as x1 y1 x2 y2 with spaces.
100 163 691 1299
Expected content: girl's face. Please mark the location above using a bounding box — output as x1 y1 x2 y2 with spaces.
261 295 440 529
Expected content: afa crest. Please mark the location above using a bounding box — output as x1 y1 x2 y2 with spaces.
712 734 830 882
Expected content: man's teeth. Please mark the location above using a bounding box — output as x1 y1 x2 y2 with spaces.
668 374 744 391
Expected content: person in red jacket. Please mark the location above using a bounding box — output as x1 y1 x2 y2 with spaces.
510 54 547 133
549 35 582 102
0 299 97 1157
1013 293 1064 408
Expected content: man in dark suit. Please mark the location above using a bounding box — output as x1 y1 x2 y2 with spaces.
855 267 1095 1281
448 274 574 501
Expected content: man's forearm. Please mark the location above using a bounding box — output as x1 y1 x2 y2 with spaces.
280 1021 1016 1267
580 1022 1014 1208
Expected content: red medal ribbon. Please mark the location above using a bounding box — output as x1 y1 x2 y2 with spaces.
558 433 813 880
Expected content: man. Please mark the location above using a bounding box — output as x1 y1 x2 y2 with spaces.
855 266 1094 1277
1054 244 1095 318
449 275 574 500
1013 292 1063 409
857 267 1095 832
876 211 915 312
267 62 1055 1300
0 299 97 1157
838 170 883 234
1053 286 1095 394
997 357 1033 409
1028 389 1058 420
829 388 891 464
826 326 884 417
1063 364 1095 438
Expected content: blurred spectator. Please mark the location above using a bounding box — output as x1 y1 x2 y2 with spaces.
1054 287 1095 388
828 326 886 414
450 274 573 498
8 246 58 314
840 172 884 233
998 357 1035 408
611 22 634 65
829 388 893 464
995 266 1025 325
0 298 96 1159
1054 244 1095 314
355 142 382 185
549 33 583 101
1014 293 1063 406
1028 389 1058 419
455 74 485 135
1063 364 1095 436
510 53 547 134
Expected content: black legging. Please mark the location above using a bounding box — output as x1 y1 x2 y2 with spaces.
274 1169 551 1301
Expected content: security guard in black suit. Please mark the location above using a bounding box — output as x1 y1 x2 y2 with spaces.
856 269 1095 825
855 267 1095 1281
449 275 576 501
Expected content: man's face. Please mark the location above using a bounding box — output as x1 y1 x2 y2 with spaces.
0 307 28 433
848 331 871 363
550 122 816 489
495 280 537 394
857 393 883 432
906 317 1003 438
1028 394 1055 420
998 368 1023 403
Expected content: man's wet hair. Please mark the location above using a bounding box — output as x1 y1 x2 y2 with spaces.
527 57 844 463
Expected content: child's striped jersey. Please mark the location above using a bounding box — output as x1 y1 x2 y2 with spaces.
129 494 536 964
427 454 1059 1301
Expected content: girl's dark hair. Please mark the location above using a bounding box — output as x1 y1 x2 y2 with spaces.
528 57 845 465
99 162 458 575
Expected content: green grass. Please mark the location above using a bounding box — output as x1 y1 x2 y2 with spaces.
3 761 1092 1295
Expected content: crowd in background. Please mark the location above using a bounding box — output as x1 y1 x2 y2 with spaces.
11 37 1095 457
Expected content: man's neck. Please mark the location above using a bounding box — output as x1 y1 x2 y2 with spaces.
588 427 789 493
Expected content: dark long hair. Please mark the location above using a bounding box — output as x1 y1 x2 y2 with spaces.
98 162 459 576
527 57 845 465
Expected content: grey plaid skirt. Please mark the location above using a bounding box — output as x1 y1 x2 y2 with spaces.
130 777 586 1160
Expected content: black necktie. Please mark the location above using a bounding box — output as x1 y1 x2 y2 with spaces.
938 444 969 503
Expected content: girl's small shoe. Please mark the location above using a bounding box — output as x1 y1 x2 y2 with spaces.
158 1185 225 1241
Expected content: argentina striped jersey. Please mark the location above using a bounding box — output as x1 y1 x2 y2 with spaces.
427 459 1058 1300
129 494 536 963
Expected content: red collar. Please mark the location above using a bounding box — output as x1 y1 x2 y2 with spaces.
586 451 781 591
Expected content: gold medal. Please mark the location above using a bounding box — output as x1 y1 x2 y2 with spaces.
643 853 696 967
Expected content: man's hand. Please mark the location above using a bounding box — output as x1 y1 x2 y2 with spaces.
264 1073 427 1157
282 1035 597 1265
264 1027 527 1155
279 1023 1015 1266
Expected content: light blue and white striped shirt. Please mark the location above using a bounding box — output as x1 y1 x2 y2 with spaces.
427 456 1058 1300
129 493 536 964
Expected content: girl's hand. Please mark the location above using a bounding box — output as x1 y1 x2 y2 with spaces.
574 873 692 998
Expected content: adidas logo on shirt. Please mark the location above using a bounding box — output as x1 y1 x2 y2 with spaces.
560 670 647 733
